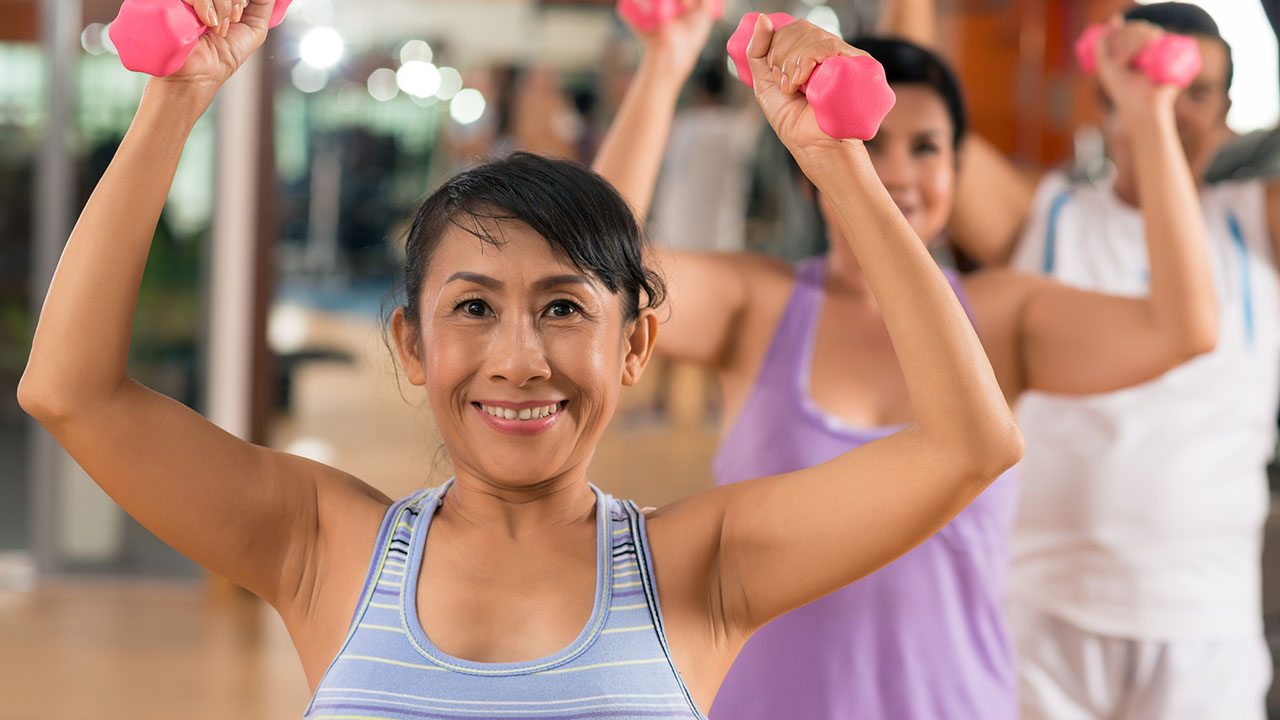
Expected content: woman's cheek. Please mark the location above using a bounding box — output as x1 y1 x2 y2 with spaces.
550 327 619 416
925 160 956 225
424 326 482 391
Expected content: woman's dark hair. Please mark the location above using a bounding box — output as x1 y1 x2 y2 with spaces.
398 152 665 330
846 35 968 150
1124 2 1233 92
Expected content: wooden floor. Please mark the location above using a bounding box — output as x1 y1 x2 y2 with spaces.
1 307 722 719
0 584 311 720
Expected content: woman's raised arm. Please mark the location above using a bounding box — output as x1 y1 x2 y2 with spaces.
16 0 387 626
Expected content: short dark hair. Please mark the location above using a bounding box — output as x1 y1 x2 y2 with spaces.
846 35 968 150
1124 2 1233 92
398 153 665 330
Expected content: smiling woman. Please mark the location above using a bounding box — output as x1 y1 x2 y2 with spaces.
15 1 1022 718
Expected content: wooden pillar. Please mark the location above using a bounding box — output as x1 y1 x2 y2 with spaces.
943 0 1129 171
204 37 276 597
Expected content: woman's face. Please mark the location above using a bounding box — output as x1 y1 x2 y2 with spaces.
821 85 957 243
393 221 656 488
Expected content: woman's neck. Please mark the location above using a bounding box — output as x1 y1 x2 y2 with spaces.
442 468 598 539
824 234 877 302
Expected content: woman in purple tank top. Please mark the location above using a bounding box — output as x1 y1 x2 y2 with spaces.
595 8 1220 719
22 5 1028 717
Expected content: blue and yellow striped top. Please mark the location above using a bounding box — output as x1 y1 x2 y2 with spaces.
303 481 707 719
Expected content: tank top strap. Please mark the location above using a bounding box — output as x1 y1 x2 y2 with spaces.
358 486 438 615
752 256 827 388
384 483 444 601
618 499 706 717
300 485 440 717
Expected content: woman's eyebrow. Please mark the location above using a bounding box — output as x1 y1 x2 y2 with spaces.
533 274 591 291
443 272 591 291
445 272 501 289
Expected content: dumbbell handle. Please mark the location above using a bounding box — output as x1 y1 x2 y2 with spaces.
617 0 724 33
1075 24 1202 88
109 0 293 77
726 12 895 141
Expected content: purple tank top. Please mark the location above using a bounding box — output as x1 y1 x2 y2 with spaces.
710 257 1019 720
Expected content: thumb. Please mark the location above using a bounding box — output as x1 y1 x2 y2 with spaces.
745 13 777 93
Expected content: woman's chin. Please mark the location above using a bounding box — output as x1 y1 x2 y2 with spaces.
460 453 573 488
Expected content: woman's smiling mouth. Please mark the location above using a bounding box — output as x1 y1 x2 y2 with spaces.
472 400 567 435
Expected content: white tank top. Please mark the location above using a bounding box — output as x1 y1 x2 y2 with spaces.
1008 171 1280 640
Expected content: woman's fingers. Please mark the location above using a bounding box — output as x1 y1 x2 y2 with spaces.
181 0 218 28
762 21 861 93
210 0 235 35
789 37 860 89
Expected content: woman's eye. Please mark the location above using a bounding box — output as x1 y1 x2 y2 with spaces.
913 143 940 155
546 300 581 318
458 299 489 316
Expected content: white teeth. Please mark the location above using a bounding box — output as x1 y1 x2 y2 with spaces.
480 403 561 421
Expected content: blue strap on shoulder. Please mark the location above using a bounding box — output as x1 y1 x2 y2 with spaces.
1227 211 1256 349
1043 189 1073 275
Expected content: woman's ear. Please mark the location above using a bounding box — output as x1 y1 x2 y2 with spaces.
391 306 427 386
621 308 659 387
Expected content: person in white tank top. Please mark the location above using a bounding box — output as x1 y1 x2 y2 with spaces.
884 1 1279 717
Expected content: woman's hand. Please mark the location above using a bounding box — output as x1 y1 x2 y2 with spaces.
1093 17 1180 124
155 0 276 99
624 0 716 79
744 15 865 168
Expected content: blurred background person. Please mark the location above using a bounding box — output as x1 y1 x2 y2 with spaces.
889 1 1280 717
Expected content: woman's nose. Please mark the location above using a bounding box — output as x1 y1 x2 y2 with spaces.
485 317 552 386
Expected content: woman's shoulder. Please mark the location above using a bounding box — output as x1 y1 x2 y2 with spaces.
722 252 802 307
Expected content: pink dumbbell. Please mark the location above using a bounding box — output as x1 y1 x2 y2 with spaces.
617 0 725 32
1075 23 1202 88
108 0 294 77
726 12 895 140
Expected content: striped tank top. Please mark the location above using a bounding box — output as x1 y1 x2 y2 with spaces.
303 480 706 719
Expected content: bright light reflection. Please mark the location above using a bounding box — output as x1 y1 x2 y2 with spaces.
299 27 344 69
450 88 487 125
